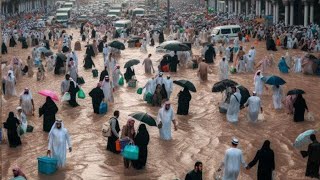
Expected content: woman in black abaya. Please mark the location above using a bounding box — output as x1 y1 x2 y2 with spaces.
177 88 192 115
39 97 58 132
3 112 22 148
132 124 150 170
68 79 80 107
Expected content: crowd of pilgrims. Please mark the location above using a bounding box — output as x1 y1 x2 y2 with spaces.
1 4 320 180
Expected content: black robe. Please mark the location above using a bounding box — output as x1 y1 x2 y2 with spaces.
303 141 320 178
177 89 192 115
54 56 64 75
266 37 277 51
39 97 58 132
185 170 202 180
86 46 95 57
107 117 120 154
132 126 150 169
205 45 215 63
91 29 96 39
2 42 8 54
124 68 135 83
169 55 179 72
82 34 86 42
83 55 95 69
68 81 80 107
21 40 28 49
159 32 164 43
89 87 104 114
293 97 308 122
99 70 109 82
9 36 16 47
3 114 22 147
62 46 69 53
248 148 275 180
98 41 104 52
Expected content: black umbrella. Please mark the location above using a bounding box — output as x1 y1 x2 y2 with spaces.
212 79 238 92
287 89 305 95
56 53 67 60
236 85 250 108
44 50 53 57
108 40 125 50
124 59 140 68
129 112 157 126
173 80 196 92
163 43 190 51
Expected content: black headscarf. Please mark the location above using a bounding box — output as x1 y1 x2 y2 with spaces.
134 124 149 146
5 112 19 130
261 140 271 151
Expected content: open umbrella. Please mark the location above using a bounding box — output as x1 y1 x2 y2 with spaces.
236 85 250 108
287 89 305 95
173 80 196 92
293 129 317 149
124 59 140 68
108 40 125 50
264 75 286 85
56 53 67 60
212 79 238 92
129 112 157 126
162 43 190 52
38 90 59 101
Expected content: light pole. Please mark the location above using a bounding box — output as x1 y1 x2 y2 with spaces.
167 0 170 28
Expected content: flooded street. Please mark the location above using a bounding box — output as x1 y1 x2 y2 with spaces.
1 28 320 180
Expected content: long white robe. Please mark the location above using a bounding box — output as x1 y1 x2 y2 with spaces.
20 93 33 115
223 148 247 180
68 64 78 82
144 79 156 94
272 86 283 109
293 57 302 73
60 80 70 95
219 60 229 80
4 72 17 96
226 92 241 123
254 75 264 96
157 107 174 140
155 76 164 86
112 69 122 88
48 123 71 168
245 96 261 122
17 112 28 133
163 79 173 99
101 80 114 103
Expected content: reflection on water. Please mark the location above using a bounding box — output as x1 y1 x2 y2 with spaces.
1 28 320 180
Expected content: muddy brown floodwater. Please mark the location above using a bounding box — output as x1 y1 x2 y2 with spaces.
1 28 320 180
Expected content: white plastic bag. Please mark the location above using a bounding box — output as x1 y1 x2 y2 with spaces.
306 112 315 121
258 113 265 121
61 92 71 102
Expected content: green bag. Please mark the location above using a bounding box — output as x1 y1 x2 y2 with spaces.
77 88 86 99
26 125 34 132
137 88 143 95
118 76 124 86
18 126 24 136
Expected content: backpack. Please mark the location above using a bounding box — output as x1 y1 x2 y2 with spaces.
102 117 115 137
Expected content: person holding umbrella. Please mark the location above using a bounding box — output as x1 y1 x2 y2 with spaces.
301 134 320 179
39 96 58 132
293 94 309 122
169 51 179 72
177 88 192 115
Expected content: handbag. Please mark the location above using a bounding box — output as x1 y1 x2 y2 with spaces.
122 144 139 160
99 102 108 114
118 76 124 86
26 125 34 132
76 76 85 85
92 69 98 77
115 140 121 152
258 113 265 121
18 125 24 136
77 88 86 99
136 88 143 95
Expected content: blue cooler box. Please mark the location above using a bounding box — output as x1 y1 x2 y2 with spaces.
37 156 58 175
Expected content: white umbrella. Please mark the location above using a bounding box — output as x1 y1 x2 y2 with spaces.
293 129 317 149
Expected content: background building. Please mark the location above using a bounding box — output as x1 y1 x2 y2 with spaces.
1 0 56 14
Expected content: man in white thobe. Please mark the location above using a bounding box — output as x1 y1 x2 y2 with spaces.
101 76 114 103
103 44 108 61
226 87 241 123
47 120 72 168
163 76 173 99
219 57 229 80
157 101 178 140
244 91 263 122
218 138 247 180
248 46 256 61
60 74 70 95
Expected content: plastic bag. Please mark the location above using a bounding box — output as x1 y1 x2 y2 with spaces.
137 88 143 95
77 88 86 99
118 76 124 86
306 112 315 121
99 102 108 114
61 92 71 102
258 113 265 121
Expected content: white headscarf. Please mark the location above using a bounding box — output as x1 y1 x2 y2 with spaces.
254 70 262 82
7 70 15 80
49 119 65 138
20 88 32 99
